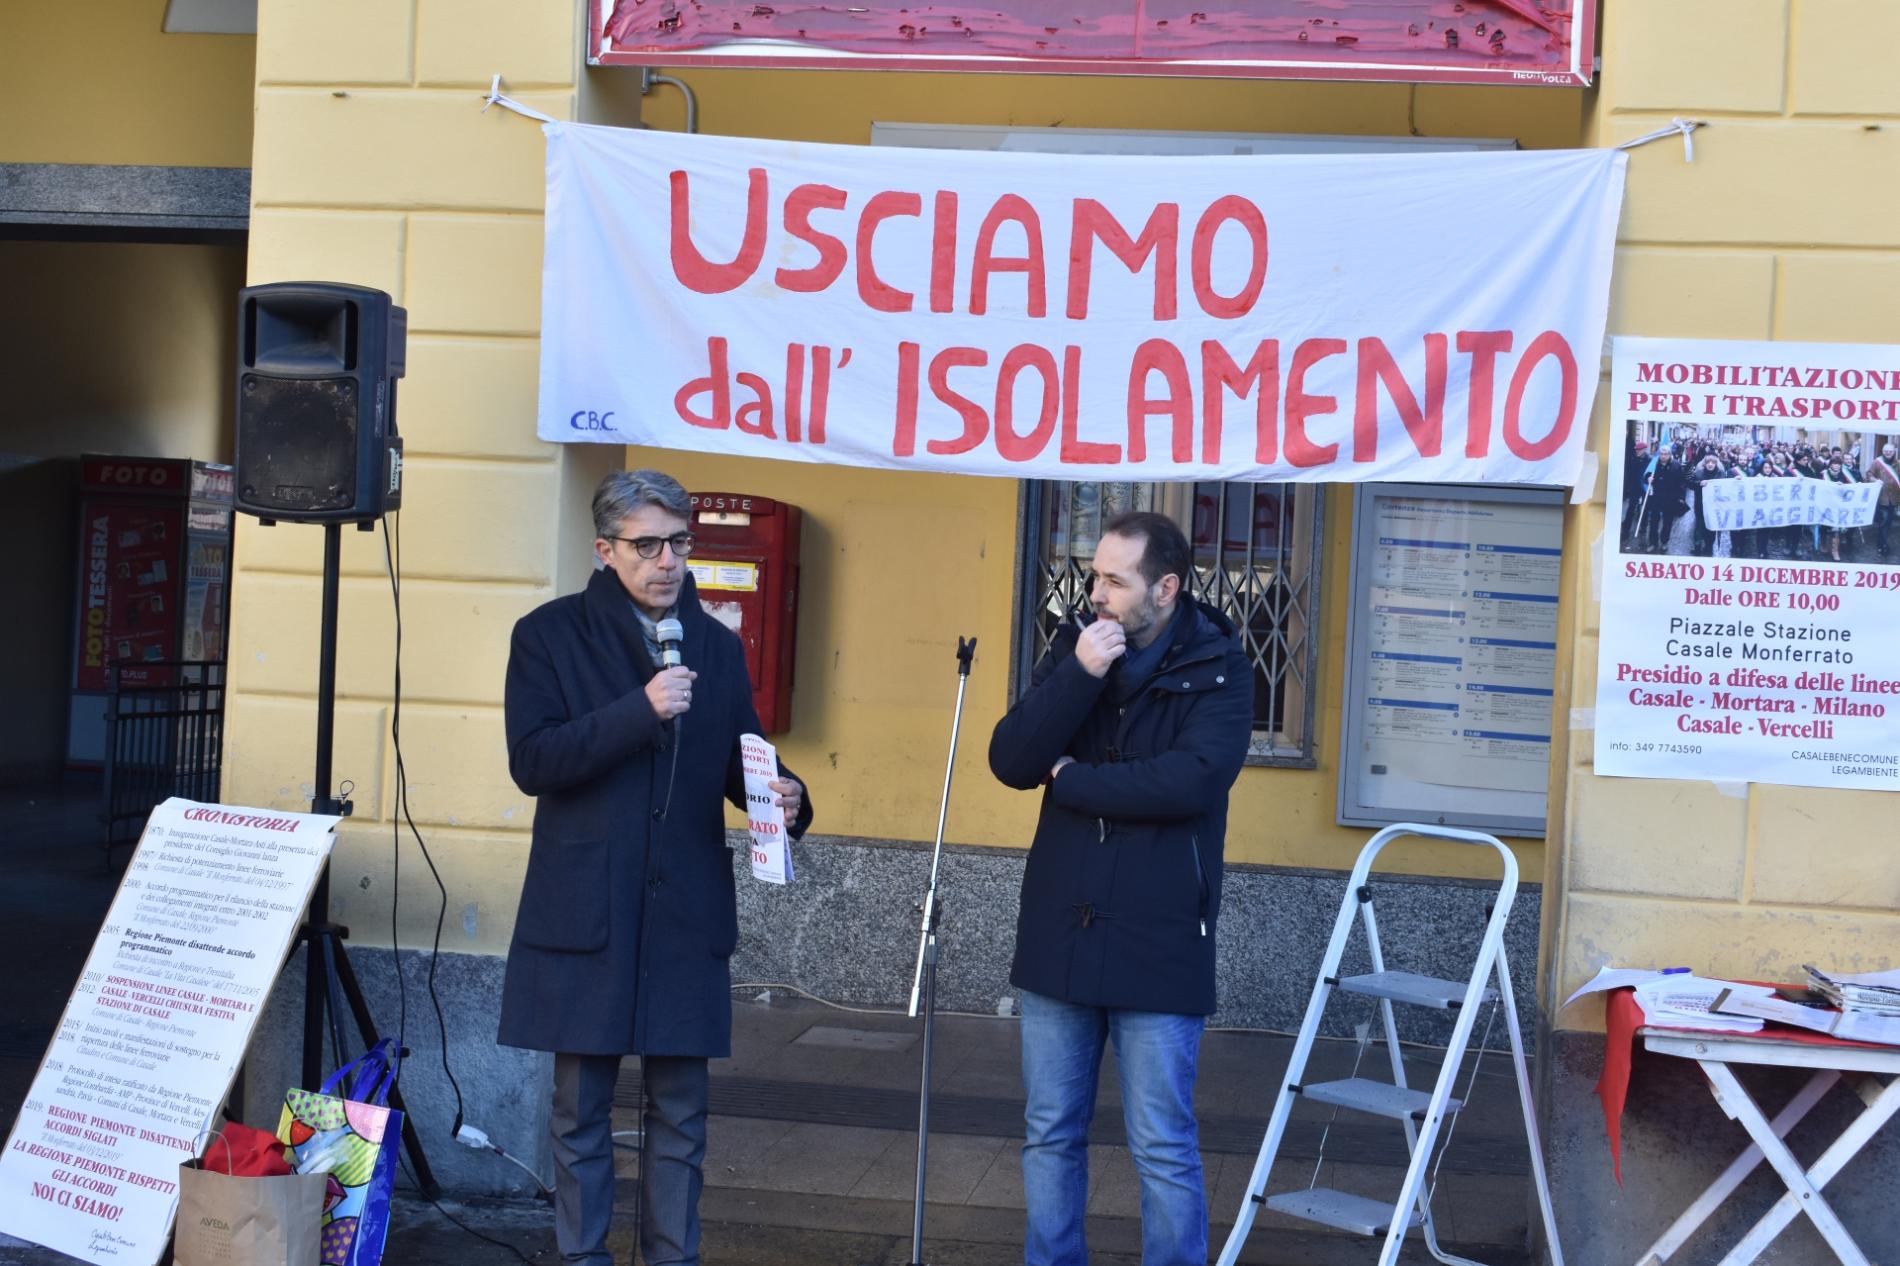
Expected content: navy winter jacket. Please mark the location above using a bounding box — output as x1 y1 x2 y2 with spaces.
497 568 811 1057
990 598 1252 1016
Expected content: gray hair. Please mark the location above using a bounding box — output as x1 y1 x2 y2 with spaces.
592 469 691 537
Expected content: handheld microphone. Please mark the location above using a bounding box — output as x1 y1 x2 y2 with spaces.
656 617 684 668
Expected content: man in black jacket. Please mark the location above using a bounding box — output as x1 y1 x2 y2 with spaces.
500 470 810 1266
1639 443 1689 554
990 511 1251 1266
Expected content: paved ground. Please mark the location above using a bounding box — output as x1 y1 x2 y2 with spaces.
0 778 1537 1264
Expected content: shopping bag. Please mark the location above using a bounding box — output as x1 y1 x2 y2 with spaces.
276 1039 404 1266
175 1133 326 1266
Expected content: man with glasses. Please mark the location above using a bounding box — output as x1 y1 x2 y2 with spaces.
499 469 811 1266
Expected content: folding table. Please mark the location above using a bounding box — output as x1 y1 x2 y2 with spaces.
1634 1025 1900 1266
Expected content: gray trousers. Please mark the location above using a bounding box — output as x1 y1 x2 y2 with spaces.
552 1052 710 1266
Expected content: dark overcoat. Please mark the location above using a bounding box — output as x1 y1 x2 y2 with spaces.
497 568 811 1057
989 599 1251 1017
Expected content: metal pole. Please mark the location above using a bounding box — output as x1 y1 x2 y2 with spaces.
902 637 976 1266
301 524 343 1093
909 638 976 1016
910 929 938 1266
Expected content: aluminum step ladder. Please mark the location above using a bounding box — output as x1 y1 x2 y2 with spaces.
1215 824 1564 1266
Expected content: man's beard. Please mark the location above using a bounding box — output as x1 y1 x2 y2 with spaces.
1099 590 1165 648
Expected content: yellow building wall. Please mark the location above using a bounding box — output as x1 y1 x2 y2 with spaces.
1547 0 1900 1028
0 0 254 167
229 0 1597 961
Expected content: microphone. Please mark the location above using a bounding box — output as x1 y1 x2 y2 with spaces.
656 617 684 669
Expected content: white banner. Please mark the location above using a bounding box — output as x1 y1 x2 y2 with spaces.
1702 475 1878 530
0 800 338 1265
537 122 1625 485
1596 336 1900 791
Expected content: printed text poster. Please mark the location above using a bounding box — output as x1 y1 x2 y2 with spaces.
1595 336 1900 789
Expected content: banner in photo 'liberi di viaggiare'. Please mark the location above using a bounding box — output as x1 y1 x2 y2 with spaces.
536 122 1626 486
1596 336 1900 790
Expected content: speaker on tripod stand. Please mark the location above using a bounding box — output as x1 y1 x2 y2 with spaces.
237 281 405 525
234 281 437 1195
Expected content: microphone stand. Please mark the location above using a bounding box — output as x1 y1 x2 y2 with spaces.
904 636 976 1266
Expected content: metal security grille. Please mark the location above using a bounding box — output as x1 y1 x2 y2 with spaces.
102 660 226 857
1016 482 1323 766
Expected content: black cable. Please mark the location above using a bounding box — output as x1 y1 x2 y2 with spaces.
385 511 467 1134
381 515 408 1086
400 1157 544 1266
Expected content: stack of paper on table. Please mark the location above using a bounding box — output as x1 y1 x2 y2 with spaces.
1560 966 1767 1033
1631 976 1770 1034
1794 965 1900 1045
1805 965 1900 1016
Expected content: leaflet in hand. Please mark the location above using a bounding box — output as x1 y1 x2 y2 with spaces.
740 732 793 885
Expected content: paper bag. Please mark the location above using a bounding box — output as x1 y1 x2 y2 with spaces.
174 1165 326 1266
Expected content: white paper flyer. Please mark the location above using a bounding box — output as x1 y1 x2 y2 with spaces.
740 733 793 884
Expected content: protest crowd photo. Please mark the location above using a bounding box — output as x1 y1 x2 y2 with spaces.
1619 420 1900 565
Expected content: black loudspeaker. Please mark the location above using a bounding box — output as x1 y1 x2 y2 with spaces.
236 282 406 524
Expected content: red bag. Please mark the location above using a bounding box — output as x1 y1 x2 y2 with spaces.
203 1121 295 1177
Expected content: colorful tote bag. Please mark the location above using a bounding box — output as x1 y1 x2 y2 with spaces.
276 1039 403 1266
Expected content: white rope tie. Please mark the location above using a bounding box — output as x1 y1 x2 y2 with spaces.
482 73 557 125
1616 117 1705 163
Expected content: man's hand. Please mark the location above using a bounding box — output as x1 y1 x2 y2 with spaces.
645 665 697 720
1074 620 1127 678
769 776 804 823
1050 756 1075 782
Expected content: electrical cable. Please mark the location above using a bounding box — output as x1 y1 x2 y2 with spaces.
382 511 467 1133
380 517 409 1086
400 1157 544 1266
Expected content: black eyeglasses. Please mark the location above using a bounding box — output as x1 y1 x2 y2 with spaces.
608 532 696 559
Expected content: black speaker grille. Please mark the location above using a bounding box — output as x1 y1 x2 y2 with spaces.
237 374 359 514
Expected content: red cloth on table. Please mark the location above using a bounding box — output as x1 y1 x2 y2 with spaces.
1593 985 1889 1185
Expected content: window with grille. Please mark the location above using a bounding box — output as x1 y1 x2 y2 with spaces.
1015 481 1323 766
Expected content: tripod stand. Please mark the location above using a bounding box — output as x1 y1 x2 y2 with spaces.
903 636 976 1266
294 523 439 1197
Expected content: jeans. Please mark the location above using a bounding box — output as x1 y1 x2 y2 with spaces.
1019 990 1207 1266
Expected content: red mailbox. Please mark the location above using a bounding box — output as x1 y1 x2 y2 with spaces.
687 492 801 734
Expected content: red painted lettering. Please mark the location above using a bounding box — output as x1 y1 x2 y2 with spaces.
1201 339 1280 465
995 345 1059 461
674 337 731 429
1127 339 1194 463
1503 331 1578 461
970 196 1048 318
1067 200 1179 321
1285 338 1345 468
856 191 921 313
774 183 847 292
927 347 991 456
669 168 767 294
1190 196 1268 319
1354 335 1446 463
1457 330 1512 458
